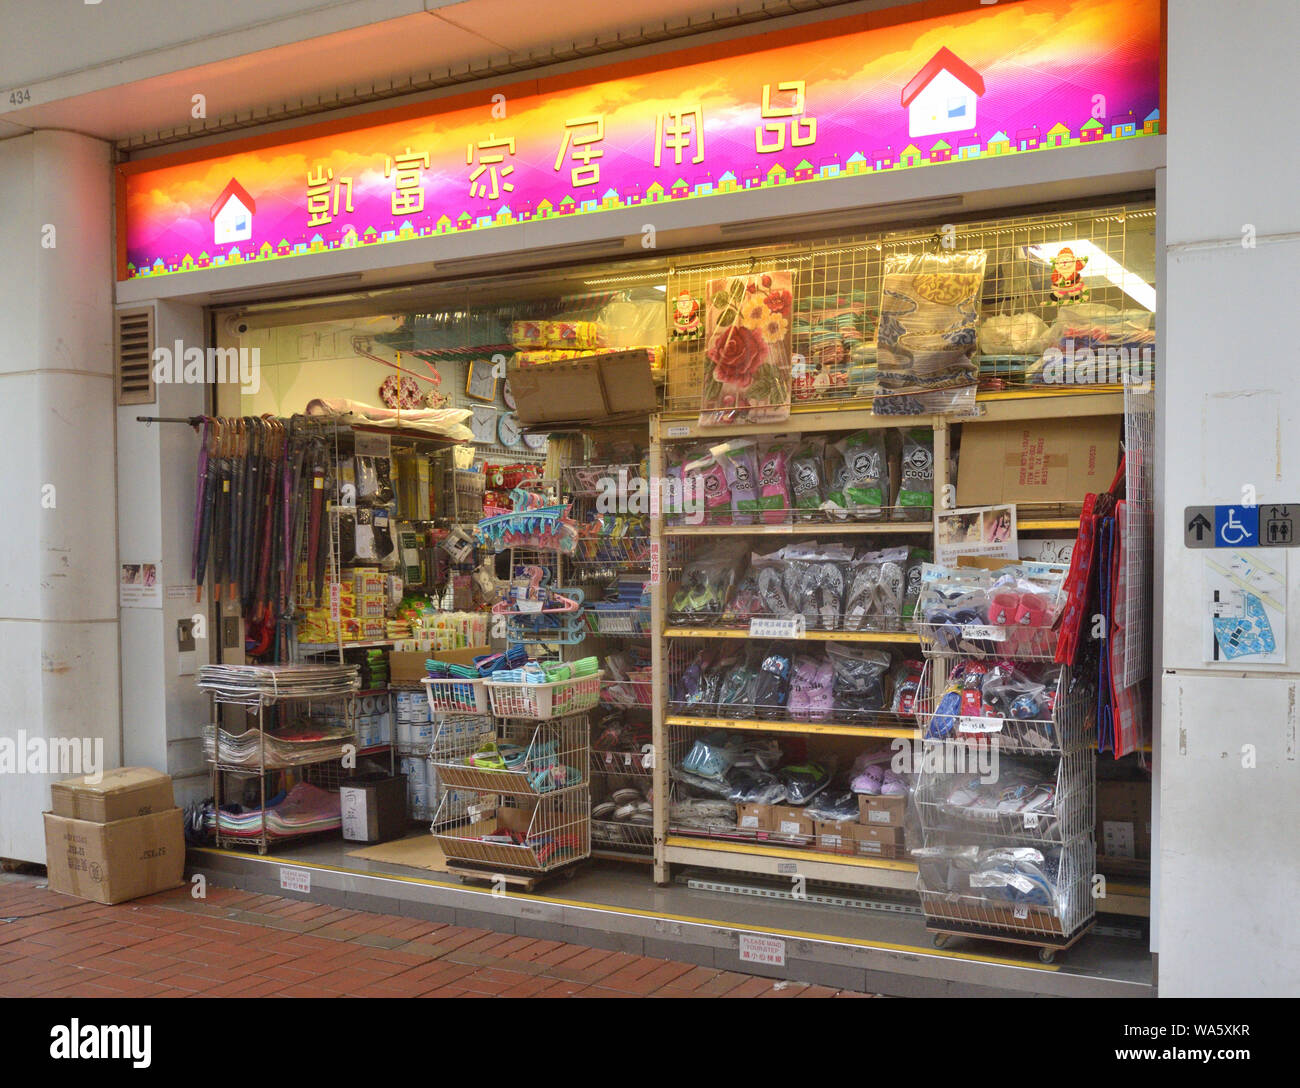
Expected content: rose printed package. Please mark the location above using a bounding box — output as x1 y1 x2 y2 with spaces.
699 271 794 427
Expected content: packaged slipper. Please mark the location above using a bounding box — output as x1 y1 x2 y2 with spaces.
789 437 826 521
892 428 933 522
834 431 889 521
751 649 792 719
778 760 833 805
827 642 891 720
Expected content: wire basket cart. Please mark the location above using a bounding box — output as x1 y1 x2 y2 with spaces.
429 713 588 796
911 653 1096 961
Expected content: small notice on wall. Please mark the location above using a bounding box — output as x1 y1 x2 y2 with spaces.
120 562 162 608
934 504 1018 566
1203 549 1287 664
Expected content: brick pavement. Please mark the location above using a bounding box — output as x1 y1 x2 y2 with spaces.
0 872 875 998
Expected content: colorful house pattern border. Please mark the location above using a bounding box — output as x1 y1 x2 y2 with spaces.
119 0 1161 281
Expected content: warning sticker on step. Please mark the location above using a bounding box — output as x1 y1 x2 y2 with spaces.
739 933 785 967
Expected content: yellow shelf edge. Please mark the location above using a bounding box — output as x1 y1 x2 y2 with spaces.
666 714 917 739
1018 518 1080 531
666 835 917 873
664 627 921 643
662 522 927 536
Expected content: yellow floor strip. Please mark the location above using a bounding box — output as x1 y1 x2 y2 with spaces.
190 846 1057 972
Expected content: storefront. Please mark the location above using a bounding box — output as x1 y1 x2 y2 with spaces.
6 0 1293 997
119 0 1165 997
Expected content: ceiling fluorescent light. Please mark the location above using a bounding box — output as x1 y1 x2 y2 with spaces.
719 196 964 238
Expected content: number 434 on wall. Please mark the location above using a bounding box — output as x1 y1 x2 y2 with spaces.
8 89 33 106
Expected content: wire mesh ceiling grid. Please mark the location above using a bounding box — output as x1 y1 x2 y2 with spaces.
663 202 1156 412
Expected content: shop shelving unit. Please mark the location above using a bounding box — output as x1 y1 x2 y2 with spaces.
649 390 1127 895
203 666 360 855
562 459 656 860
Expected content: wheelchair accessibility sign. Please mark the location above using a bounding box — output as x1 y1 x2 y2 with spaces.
1185 504 1297 548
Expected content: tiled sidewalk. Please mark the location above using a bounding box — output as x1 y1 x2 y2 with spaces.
0 873 874 998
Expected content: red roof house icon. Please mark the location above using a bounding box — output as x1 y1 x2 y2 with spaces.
901 47 986 139
210 179 256 245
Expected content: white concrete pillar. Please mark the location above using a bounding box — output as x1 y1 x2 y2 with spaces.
1159 0 1300 995
0 131 120 863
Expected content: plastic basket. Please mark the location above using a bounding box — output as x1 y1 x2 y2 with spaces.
485 672 603 720
422 676 491 716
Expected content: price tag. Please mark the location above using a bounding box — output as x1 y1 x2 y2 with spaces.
958 716 1004 734
517 599 543 613
961 625 1008 641
748 616 806 639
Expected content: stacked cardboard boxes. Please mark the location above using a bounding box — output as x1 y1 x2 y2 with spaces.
44 767 186 905
733 794 909 859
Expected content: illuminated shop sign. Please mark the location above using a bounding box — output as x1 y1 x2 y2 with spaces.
118 0 1161 281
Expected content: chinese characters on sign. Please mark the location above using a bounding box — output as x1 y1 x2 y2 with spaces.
654 106 705 167
756 81 817 153
555 116 604 188
468 136 515 200
306 167 354 227
387 148 429 215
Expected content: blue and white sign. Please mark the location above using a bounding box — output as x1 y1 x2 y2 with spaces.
1184 505 1296 549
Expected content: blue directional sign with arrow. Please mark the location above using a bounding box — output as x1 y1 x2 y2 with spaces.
1185 504 1298 548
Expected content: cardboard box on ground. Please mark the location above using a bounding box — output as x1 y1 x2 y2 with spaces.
44 767 184 905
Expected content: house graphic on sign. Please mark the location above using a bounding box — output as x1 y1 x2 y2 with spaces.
210 178 255 246
901 47 985 139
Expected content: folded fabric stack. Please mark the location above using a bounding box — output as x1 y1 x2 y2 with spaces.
197 663 360 702
207 782 341 839
487 656 599 685
203 722 353 768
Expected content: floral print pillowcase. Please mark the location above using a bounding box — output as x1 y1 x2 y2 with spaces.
699 270 794 426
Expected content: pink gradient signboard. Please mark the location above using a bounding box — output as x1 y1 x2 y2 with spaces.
118 0 1162 281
